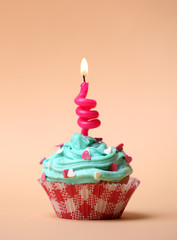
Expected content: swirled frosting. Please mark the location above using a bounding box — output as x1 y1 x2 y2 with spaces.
41 133 133 184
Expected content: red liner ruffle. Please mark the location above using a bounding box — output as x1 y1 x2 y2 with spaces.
38 177 140 220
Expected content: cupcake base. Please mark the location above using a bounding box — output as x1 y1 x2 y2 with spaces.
38 177 140 220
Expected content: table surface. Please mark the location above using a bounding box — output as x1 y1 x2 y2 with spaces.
1 196 177 240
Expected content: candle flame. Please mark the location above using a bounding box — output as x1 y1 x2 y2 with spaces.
80 58 88 76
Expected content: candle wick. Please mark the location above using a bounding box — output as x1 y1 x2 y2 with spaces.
83 75 85 82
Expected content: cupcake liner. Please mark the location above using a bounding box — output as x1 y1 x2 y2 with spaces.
38 177 140 220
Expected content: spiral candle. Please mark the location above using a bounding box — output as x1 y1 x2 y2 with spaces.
74 82 101 136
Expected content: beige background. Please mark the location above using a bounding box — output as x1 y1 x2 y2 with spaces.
0 0 177 239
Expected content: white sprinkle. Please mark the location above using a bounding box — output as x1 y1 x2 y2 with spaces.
104 147 112 154
84 148 90 153
68 169 76 177
48 160 50 168
94 171 101 180
56 148 64 154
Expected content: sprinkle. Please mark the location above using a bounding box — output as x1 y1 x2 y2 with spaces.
56 148 64 154
39 157 46 165
81 150 91 160
63 169 69 178
41 172 46 182
68 169 75 178
94 171 101 180
48 160 50 168
125 154 132 163
116 143 124 151
104 147 112 154
94 137 103 142
85 148 90 153
109 162 118 171
55 143 64 148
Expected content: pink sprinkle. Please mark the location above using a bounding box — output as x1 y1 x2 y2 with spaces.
55 143 64 148
82 150 91 160
109 162 118 171
63 169 69 178
41 172 46 182
116 143 124 151
125 154 132 163
94 137 103 142
39 157 46 165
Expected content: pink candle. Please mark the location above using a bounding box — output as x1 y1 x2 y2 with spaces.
74 59 101 136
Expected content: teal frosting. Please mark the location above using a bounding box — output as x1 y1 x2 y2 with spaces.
42 133 133 184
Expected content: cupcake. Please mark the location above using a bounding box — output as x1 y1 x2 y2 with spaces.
39 133 140 220
38 58 140 220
